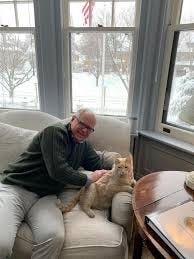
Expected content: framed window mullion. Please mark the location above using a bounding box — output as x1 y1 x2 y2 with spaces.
65 27 135 33
162 31 180 124
63 30 72 117
170 0 183 25
13 0 19 27
155 26 178 131
0 27 34 33
69 32 73 115
173 23 194 31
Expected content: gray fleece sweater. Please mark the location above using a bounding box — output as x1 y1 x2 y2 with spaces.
1 122 105 196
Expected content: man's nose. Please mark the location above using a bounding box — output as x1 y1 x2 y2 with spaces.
82 127 89 133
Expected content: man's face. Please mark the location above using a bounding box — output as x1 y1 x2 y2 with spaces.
70 112 96 142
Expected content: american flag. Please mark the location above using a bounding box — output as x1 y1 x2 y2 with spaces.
82 1 95 26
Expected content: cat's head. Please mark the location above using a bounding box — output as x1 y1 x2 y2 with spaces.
114 154 133 178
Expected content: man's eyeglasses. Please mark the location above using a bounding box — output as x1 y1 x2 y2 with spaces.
76 117 95 133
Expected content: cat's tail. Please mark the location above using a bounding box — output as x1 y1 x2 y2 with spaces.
56 189 83 214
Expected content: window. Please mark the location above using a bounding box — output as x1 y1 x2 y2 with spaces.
0 0 39 110
63 0 138 116
157 0 194 144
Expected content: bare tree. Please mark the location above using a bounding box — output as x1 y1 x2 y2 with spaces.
0 33 34 101
106 32 132 92
78 33 102 87
73 5 134 91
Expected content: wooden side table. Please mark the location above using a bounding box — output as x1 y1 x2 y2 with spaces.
132 171 194 259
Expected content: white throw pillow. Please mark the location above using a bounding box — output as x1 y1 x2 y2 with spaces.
0 122 37 173
0 110 60 131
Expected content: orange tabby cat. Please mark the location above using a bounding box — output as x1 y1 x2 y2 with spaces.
57 154 136 218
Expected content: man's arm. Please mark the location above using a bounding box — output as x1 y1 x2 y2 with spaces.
81 141 103 171
79 141 113 185
82 142 115 171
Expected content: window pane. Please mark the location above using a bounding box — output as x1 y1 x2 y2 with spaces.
0 1 34 27
71 32 133 116
69 0 136 27
165 31 194 131
114 1 135 27
0 3 16 27
17 3 35 27
0 33 39 110
91 1 112 27
180 0 194 24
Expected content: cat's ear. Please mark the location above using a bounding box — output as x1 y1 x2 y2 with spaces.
115 158 120 165
126 154 133 165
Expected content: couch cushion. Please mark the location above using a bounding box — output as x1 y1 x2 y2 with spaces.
59 190 127 259
0 122 37 173
61 210 127 259
0 110 60 131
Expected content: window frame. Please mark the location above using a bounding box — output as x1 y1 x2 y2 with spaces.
62 0 140 117
156 0 194 145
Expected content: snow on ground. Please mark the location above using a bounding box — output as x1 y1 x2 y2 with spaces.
0 73 128 116
167 73 194 131
72 72 128 115
0 72 193 127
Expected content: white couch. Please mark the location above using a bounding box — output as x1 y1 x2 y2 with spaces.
0 110 133 259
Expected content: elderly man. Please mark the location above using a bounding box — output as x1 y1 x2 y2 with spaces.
0 108 112 259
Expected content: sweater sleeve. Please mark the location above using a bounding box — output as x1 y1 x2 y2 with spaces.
40 125 87 186
82 141 103 171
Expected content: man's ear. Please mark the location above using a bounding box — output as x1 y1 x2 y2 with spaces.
71 115 76 122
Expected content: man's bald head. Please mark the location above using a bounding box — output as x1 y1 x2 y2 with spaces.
75 108 96 126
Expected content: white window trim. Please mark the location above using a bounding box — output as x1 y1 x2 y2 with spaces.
62 0 140 118
155 0 194 145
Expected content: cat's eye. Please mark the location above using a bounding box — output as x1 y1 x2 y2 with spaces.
125 166 128 168
118 166 121 169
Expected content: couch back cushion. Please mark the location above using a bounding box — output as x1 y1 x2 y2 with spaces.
0 110 60 131
0 122 37 173
88 115 130 156
0 111 130 172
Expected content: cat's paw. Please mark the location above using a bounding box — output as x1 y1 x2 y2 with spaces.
85 209 95 218
56 199 64 211
56 199 62 207
128 186 134 193
131 179 136 187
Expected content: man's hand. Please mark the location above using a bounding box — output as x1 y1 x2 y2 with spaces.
90 169 108 183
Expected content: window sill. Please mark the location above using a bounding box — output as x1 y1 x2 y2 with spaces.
139 130 194 155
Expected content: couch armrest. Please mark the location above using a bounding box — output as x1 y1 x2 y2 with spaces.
111 192 133 240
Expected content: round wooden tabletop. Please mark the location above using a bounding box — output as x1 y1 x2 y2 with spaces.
132 171 194 258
